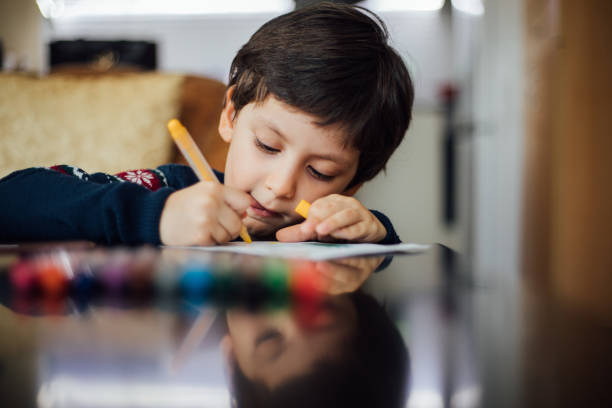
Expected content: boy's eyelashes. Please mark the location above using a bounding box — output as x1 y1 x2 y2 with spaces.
308 166 334 182
254 137 335 182
255 137 280 153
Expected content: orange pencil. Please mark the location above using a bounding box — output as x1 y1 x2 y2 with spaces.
167 119 252 244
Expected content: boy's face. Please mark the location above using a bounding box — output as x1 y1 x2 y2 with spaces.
219 92 359 239
223 295 357 388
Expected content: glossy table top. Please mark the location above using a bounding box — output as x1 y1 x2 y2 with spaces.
0 244 610 408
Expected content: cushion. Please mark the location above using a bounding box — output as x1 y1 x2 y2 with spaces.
0 72 183 177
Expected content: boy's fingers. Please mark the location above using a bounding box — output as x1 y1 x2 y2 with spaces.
308 196 343 221
315 208 361 236
210 223 232 244
314 261 368 295
217 204 243 237
316 261 356 283
327 222 367 241
300 219 318 236
222 187 253 215
276 223 317 242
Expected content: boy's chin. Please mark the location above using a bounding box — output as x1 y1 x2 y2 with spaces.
244 214 303 241
244 219 283 241
250 231 278 241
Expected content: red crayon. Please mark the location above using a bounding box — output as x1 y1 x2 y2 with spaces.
38 260 69 297
290 261 327 303
10 260 38 293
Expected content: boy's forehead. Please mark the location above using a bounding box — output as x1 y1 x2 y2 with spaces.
250 95 356 151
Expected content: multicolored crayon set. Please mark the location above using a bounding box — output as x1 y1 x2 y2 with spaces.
1 247 326 314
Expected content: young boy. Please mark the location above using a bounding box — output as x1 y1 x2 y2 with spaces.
0 3 413 246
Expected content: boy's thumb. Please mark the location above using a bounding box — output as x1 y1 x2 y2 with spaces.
276 222 315 242
223 188 254 213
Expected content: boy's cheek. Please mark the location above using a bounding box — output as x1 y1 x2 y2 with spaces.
223 167 254 193
223 150 255 191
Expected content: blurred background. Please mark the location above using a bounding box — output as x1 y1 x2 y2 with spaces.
0 0 610 322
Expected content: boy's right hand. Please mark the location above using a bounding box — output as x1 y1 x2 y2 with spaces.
159 182 252 246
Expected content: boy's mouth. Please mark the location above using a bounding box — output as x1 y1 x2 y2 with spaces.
249 197 282 218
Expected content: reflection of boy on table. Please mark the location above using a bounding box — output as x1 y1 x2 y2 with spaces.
166 255 399 407
223 289 408 408
0 3 413 247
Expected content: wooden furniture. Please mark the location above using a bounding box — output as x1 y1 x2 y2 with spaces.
522 0 612 324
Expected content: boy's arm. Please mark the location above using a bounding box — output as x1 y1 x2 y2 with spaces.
0 164 196 245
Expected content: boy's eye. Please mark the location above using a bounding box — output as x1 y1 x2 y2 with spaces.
255 137 280 153
255 136 334 181
308 166 334 182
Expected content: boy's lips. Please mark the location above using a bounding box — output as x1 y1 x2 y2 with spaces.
249 197 282 218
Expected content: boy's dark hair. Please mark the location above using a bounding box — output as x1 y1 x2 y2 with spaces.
227 2 414 188
230 290 410 408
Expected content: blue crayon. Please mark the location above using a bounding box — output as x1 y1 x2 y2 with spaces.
71 264 97 299
179 262 215 300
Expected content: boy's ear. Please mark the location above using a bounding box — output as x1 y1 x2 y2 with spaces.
342 183 362 197
218 86 237 143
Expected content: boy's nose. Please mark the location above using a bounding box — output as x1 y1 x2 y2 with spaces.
265 168 297 199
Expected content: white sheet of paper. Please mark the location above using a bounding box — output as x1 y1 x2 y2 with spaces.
165 242 430 261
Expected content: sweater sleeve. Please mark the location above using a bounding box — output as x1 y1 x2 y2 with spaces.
0 164 197 245
370 209 401 245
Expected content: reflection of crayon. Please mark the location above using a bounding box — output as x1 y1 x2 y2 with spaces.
290 261 325 303
100 262 126 294
4 249 330 315
290 261 326 328
38 261 68 297
295 199 311 219
126 254 155 295
262 260 289 306
71 268 96 299
214 273 238 306
168 119 252 244
10 261 38 293
179 263 214 300
154 261 177 295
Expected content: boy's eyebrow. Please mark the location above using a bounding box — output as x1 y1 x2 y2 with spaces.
260 119 352 166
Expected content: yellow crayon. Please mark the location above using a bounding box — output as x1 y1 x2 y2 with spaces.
167 119 252 243
295 199 311 219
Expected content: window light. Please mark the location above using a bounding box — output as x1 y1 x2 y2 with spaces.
362 0 445 12
451 0 484 15
36 0 293 19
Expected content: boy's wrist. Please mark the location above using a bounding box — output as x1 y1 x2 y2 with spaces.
369 209 401 245
371 215 388 243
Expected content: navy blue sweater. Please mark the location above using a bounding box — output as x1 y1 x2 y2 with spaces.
0 164 401 245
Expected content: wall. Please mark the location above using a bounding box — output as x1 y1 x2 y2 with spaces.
471 0 525 282
357 112 466 251
0 0 45 72
47 10 453 108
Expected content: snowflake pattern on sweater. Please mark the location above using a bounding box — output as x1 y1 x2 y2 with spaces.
48 165 168 191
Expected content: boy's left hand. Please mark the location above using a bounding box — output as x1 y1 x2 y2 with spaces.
275 194 387 243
